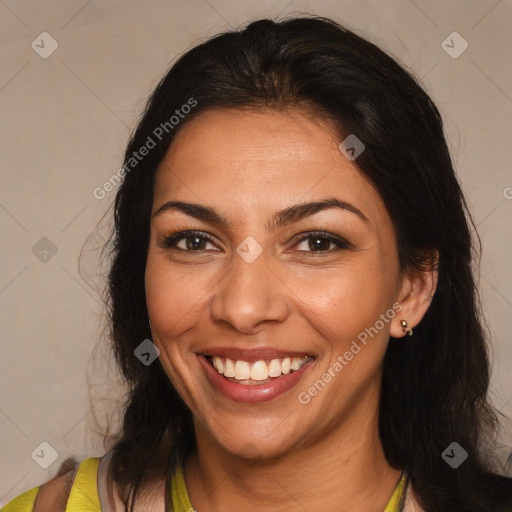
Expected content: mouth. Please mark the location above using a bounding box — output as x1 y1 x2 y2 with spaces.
197 352 316 403
204 355 314 385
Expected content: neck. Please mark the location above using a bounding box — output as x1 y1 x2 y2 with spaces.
184 386 403 511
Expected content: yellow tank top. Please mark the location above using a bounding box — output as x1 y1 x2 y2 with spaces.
1 457 406 511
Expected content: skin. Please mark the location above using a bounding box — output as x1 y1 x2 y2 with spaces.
144 108 437 511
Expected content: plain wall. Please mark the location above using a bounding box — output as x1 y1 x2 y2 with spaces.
1 0 511 503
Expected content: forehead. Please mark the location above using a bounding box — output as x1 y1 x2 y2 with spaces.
157 108 342 176
152 108 387 229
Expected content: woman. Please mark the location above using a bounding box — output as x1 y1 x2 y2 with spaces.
3 15 512 512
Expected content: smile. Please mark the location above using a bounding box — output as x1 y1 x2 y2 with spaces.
206 355 312 384
198 353 316 403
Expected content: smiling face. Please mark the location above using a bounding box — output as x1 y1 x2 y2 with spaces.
145 108 412 459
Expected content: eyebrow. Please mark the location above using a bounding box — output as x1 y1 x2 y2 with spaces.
152 198 369 230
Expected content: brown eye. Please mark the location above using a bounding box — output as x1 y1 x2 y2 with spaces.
159 231 219 251
293 231 351 253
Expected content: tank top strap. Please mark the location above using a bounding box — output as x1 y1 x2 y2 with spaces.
384 469 407 512
64 457 101 512
171 460 194 511
1 486 40 511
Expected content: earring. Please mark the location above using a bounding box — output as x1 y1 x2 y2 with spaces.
400 320 413 336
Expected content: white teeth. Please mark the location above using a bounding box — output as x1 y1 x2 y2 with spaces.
268 358 282 378
209 355 310 382
212 356 224 374
290 357 301 371
223 358 235 377
250 360 269 380
234 360 251 380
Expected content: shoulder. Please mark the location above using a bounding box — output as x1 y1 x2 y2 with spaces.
32 463 78 512
1 456 102 512
1 458 77 512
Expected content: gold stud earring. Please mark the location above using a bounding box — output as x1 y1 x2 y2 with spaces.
400 320 413 336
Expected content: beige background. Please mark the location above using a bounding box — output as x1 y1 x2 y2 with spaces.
1 0 511 503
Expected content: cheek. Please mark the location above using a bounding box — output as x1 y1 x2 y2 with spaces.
144 256 206 402
289 259 392 342
145 255 210 337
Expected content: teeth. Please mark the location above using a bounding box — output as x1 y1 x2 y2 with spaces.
290 357 301 371
268 358 282 378
250 361 268 381
212 356 224 374
223 358 235 377
234 360 250 380
209 355 310 382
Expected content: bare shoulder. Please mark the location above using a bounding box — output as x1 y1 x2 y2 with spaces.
33 457 79 512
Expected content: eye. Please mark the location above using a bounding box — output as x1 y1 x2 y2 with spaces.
159 230 219 251
158 230 352 254
292 231 351 253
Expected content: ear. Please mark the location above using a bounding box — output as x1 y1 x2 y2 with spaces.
390 249 439 338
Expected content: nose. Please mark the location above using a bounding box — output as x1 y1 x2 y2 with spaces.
209 250 290 334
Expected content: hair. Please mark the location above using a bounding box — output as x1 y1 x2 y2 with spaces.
97 15 512 512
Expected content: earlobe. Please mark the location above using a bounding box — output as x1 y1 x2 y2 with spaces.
400 320 413 336
391 250 439 339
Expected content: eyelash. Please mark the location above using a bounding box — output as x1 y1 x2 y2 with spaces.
159 230 352 254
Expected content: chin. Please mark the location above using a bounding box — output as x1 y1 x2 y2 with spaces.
207 419 302 461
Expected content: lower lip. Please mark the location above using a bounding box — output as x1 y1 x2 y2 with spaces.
198 355 314 404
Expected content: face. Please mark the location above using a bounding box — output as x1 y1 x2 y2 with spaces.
145 108 407 459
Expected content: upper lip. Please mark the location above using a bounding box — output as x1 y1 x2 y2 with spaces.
199 346 314 362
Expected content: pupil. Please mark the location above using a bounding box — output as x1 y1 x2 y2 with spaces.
187 237 204 250
310 237 328 251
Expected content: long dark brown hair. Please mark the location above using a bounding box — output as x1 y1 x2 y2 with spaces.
93 16 512 511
